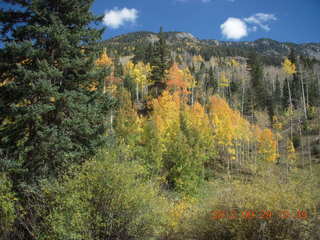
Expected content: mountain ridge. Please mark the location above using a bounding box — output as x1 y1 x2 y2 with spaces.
101 31 320 63
105 31 320 45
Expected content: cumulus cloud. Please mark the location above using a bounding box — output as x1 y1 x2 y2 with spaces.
103 8 138 29
220 13 277 40
220 17 248 40
244 13 277 31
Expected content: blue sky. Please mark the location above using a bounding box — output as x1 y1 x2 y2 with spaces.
1 0 319 43
92 0 320 43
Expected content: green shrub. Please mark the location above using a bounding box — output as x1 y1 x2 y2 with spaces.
0 174 16 239
292 134 301 149
173 175 319 240
311 144 320 157
38 149 170 240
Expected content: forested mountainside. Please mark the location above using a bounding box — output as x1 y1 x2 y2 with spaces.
101 31 320 65
1 1 320 239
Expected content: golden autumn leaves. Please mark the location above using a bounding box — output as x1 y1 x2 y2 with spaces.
210 96 279 163
150 90 279 164
282 58 296 76
95 50 280 163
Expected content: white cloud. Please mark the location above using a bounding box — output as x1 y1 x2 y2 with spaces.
103 8 138 29
220 17 248 40
220 13 277 40
244 13 277 31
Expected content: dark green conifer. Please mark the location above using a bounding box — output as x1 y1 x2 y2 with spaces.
282 78 291 109
0 0 114 183
149 27 170 97
247 51 267 110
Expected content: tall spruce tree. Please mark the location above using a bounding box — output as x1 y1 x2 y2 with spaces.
247 51 267 110
273 77 282 112
150 27 170 97
0 0 114 183
287 49 301 108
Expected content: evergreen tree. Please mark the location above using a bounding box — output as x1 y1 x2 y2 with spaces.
288 49 297 65
149 27 170 97
132 44 146 64
114 55 123 78
287 49 301 108
273 77 282 112
0 0 114 183
204 67 215 93
247 52 267 110
144 43 154 64
291 68 301 108
243 88 256 122
200 62 206 73
309 76 320 107
189 64 195 75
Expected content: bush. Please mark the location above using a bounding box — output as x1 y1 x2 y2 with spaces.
38 149 170 240
0 174 16 240
292 134 301 149
173 175 319 240
311 144 320 157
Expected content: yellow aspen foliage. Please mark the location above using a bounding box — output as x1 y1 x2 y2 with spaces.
192 55 204 63
192 55 204 70
0 78 13 87
282 57 296 75
15 99 31 107
184 102 209 131
272 116 283 130
132 63 147 86
284 105 294 117
209 96 251 160
87 83 98 92
167 197 195 231
184 102 212 145
124 61 135 75
230 58 240 68
182 67 196 89
175 54 183 64
286 139 296 162
115 90 143 145
257 128 279 162
219 72 230 88
124 61 152 87
86 49 113 91
151 90 181 146
210 96 234 146
95 48 113 67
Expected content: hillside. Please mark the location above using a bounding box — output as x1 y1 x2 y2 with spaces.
1 1 320 238
101 31 320 64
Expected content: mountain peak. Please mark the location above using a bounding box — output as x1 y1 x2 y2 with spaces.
164 32 199 42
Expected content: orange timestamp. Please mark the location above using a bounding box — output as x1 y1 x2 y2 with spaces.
211 209 308 220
